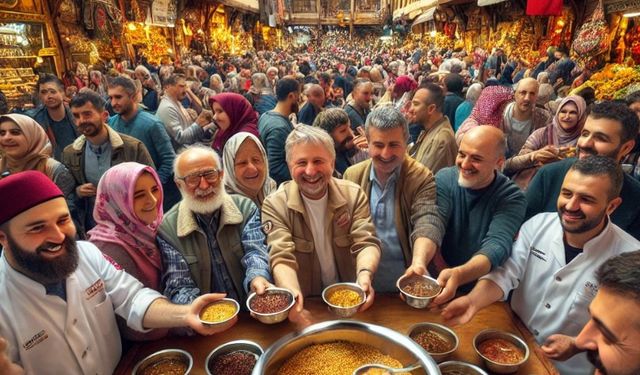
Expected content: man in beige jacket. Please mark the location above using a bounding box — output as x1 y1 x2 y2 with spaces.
408 83 458 173
262 125 381 326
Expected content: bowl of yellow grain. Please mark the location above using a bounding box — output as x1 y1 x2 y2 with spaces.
322 282 366 318
199 298 240 327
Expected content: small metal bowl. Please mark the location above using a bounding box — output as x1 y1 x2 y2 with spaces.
439 360 488 375
131 348 192 375
397 274 441 309
205 340 263 375
198 298 240 327
246 287 295 324
473 329 530 374
322 282 366 318
408 322 459 363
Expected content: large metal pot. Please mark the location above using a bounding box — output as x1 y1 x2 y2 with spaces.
252 320 441 374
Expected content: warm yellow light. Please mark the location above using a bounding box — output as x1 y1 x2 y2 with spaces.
167 48 173 54
128 23 137 31
557 19 565 27
430 30 437 37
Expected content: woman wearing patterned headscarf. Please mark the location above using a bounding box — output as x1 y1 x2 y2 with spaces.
455 85 514 144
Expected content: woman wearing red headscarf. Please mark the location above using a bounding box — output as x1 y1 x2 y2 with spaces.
455 85 514 144
209 93 259 152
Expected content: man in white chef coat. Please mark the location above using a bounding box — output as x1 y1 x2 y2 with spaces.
440 156 640 375
0 170 236 375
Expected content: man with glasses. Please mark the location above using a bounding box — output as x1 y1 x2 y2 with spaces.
159 145 273 305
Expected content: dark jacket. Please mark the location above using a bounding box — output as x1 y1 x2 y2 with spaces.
27 105 78 160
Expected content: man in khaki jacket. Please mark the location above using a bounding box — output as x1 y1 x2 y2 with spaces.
408 83 457 173
344 107 443 292
262 125 381 325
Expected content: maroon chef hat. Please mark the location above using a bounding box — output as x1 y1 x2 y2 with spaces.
0 170 64 225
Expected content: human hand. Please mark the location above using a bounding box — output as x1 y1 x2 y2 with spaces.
541 334 581 361
0 338 23 375
353 134 368 150
196 110 213 127
432 268 460 306
75 183 96 198
532 145 560 165
356 270 375 312
250 276 274 295
440 295 477 326
187 293 238 335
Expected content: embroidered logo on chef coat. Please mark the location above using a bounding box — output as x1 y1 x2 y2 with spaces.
85 279 105 300
335 211 351 228
583 280 599 298
529 246 547 262
23 330 48 350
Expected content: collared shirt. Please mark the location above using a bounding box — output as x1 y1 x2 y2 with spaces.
0 241 162 375
196 211 240 302
369 166 404 292
84 140 112 186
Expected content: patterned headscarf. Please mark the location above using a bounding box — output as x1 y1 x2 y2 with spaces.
0 114 51 175
468 85 514 127
209 93 259 151
88 162 163 289
551 95 587 146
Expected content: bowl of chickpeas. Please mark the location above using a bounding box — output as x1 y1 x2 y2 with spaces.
322 282 366 318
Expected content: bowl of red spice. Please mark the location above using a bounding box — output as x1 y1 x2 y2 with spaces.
397 274 441 309
473 329 529 374
322 282 366 318
408 322 459 363
246 287 296 324
205 340 263 375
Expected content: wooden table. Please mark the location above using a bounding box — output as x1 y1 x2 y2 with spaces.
115 294 559 375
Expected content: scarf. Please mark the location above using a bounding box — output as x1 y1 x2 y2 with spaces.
550 95 587 146
467 85 514 128
209 93 259 151
88 162 163 290
222 132 276 207
0 114 52 175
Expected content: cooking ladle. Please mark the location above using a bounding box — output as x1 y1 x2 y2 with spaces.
352 362 422 374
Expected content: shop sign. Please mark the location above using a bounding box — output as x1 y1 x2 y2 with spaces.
150 0 176 27
605 0 640 14
38 48 58 57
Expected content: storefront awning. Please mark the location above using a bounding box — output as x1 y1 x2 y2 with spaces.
412 7 436 28
393 0 438 21
219 0 259 13
477 0 508 6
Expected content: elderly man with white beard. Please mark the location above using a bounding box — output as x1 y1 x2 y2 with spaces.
158 145 273 305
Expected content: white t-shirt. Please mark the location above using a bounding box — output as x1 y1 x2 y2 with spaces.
302 192 339 286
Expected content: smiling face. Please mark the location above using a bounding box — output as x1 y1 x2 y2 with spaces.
133 172 162 226
288 141 334 200
70 102 107 138
212 101 231 131
0 120 28 159
234 138 267 198
367 126 406 178
330 122 355 151
575 288 640 375
557 102 580 131
456 130 504 190
577 117 634 163
0 197 79 285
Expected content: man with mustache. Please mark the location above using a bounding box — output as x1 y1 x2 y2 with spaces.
27 74 78 161
0 171 237 374
441 156 640 375
159 145 273 304
344 107 442 292
501 77 551 157
526 101 640 240
62 90 154 237
258 77 300 185
313 108 368 175
262 125 381 326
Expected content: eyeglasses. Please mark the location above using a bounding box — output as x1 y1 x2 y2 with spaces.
177 169 221 187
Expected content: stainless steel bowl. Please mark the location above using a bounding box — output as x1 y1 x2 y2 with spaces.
131 348 193 375
408 322 459 363
252 320 441 375
247 287 295 324
199 298 240 327
322 282 366 318
473 329 530 374
397 274 441 309
205 340 263 375
438 360 488 375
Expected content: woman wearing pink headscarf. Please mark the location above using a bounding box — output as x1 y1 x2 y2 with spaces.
505 95 588 190
88 162 167 340
455 85 514 144
209 93 259 152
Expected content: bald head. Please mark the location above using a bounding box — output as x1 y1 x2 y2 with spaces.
174 145 221 179
514 78 539 114
305 84 326 109
457 126 506 189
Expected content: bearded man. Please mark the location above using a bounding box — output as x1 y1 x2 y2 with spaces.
0 171 236 374
158 145 273 305
313 108 368 175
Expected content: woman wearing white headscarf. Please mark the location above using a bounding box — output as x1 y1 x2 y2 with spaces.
222 132 276 208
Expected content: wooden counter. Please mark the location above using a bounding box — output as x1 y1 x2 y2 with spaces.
115 294 559 374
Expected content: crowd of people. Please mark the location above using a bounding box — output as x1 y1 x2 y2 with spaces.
1 33 640 375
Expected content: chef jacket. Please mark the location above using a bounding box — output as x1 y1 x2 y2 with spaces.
0 241 163 374
483 212 640 375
